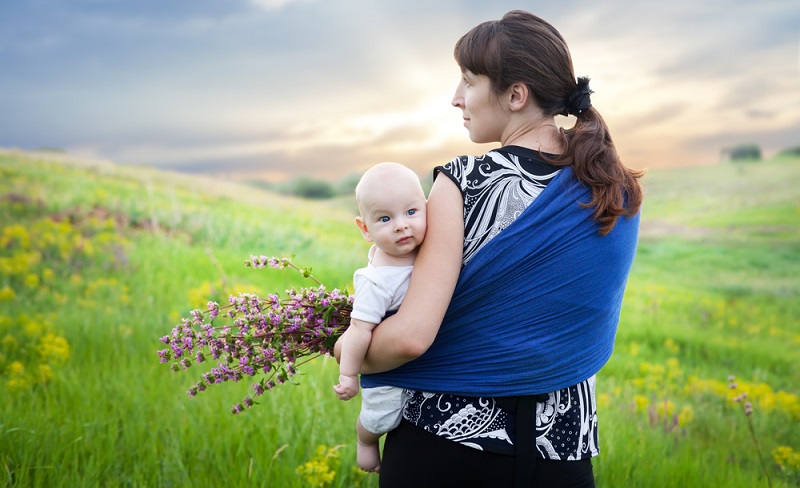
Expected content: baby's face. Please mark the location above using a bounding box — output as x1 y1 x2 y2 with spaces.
358 180 427 258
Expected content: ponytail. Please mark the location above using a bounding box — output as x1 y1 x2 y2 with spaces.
551 107 644 235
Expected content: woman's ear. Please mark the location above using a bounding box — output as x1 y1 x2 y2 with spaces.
355 216 373 242
508 82 529 112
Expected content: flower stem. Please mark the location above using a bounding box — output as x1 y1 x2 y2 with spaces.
747 416 772 488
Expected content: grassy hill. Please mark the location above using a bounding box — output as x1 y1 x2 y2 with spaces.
0 149 797 487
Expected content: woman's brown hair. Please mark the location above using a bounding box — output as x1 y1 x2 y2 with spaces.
454 10 644 235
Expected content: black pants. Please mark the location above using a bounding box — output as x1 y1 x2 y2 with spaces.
379 420 595 488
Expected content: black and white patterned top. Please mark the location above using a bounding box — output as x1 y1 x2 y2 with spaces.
401 145 599 461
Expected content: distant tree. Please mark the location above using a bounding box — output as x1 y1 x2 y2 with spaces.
721 144 762 162
246 180 275 192
335 172 363 197
777 146 800 158
34 147 68 154
285 176 335 199
264 168 427 200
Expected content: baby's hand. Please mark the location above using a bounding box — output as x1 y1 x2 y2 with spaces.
333 374 359 401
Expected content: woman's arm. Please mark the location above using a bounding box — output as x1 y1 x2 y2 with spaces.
358 174 464 373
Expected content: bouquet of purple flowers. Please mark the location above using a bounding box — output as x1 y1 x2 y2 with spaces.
157 256 353 414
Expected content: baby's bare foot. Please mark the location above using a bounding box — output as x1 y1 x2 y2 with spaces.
357 441 381 473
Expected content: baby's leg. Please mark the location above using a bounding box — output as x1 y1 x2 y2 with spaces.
356 416 383 472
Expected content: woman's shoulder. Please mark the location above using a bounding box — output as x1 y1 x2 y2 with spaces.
434 148 500 174
436 146 559 179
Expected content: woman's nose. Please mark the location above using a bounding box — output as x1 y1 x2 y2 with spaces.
452 84 464 108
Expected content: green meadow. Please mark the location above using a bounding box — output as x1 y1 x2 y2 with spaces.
0 149 798 487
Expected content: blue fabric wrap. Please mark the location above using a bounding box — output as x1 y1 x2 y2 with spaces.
360 167 640 396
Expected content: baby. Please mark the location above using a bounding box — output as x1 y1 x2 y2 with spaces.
333 162 427 472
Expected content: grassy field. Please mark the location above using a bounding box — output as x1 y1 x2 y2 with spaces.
0 149 798 487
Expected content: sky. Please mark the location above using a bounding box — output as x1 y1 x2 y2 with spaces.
1 0 798 182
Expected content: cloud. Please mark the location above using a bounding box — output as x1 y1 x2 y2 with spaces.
1 1 798 180
247 0 314 10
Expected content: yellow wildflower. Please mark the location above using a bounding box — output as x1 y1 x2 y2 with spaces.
7 361 25 375
775 391 800 420
772 445 800 472
1 334 18 350
633 395 649 413
654 399 676 419
677 406 694 426
296 445 342 487
41 268 54 283
188 281 222 308
24 273 40 289
685 376 729 397
38 333 71 364
6 361 29 392
665 357 682 380
1 224 31 249
664 338 680 354
0 287 15 301
37 364 53 381
22 317 43 337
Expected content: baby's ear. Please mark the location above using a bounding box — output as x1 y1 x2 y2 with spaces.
355 216 373 242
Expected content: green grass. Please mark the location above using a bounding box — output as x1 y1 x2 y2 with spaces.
1 149 798 487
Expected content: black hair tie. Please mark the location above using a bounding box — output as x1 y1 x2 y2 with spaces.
563 76 593 117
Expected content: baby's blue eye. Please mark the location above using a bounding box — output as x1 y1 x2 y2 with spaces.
407 209 416 216
379 216 390 223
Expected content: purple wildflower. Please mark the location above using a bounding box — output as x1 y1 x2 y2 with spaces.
158 255 354 414
207 301 219 320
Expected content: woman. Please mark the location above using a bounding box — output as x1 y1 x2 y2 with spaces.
338 10 643 487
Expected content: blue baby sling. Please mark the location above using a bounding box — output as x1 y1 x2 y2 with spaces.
360 166 640 396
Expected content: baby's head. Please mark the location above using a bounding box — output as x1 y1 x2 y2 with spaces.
354 162 427 258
